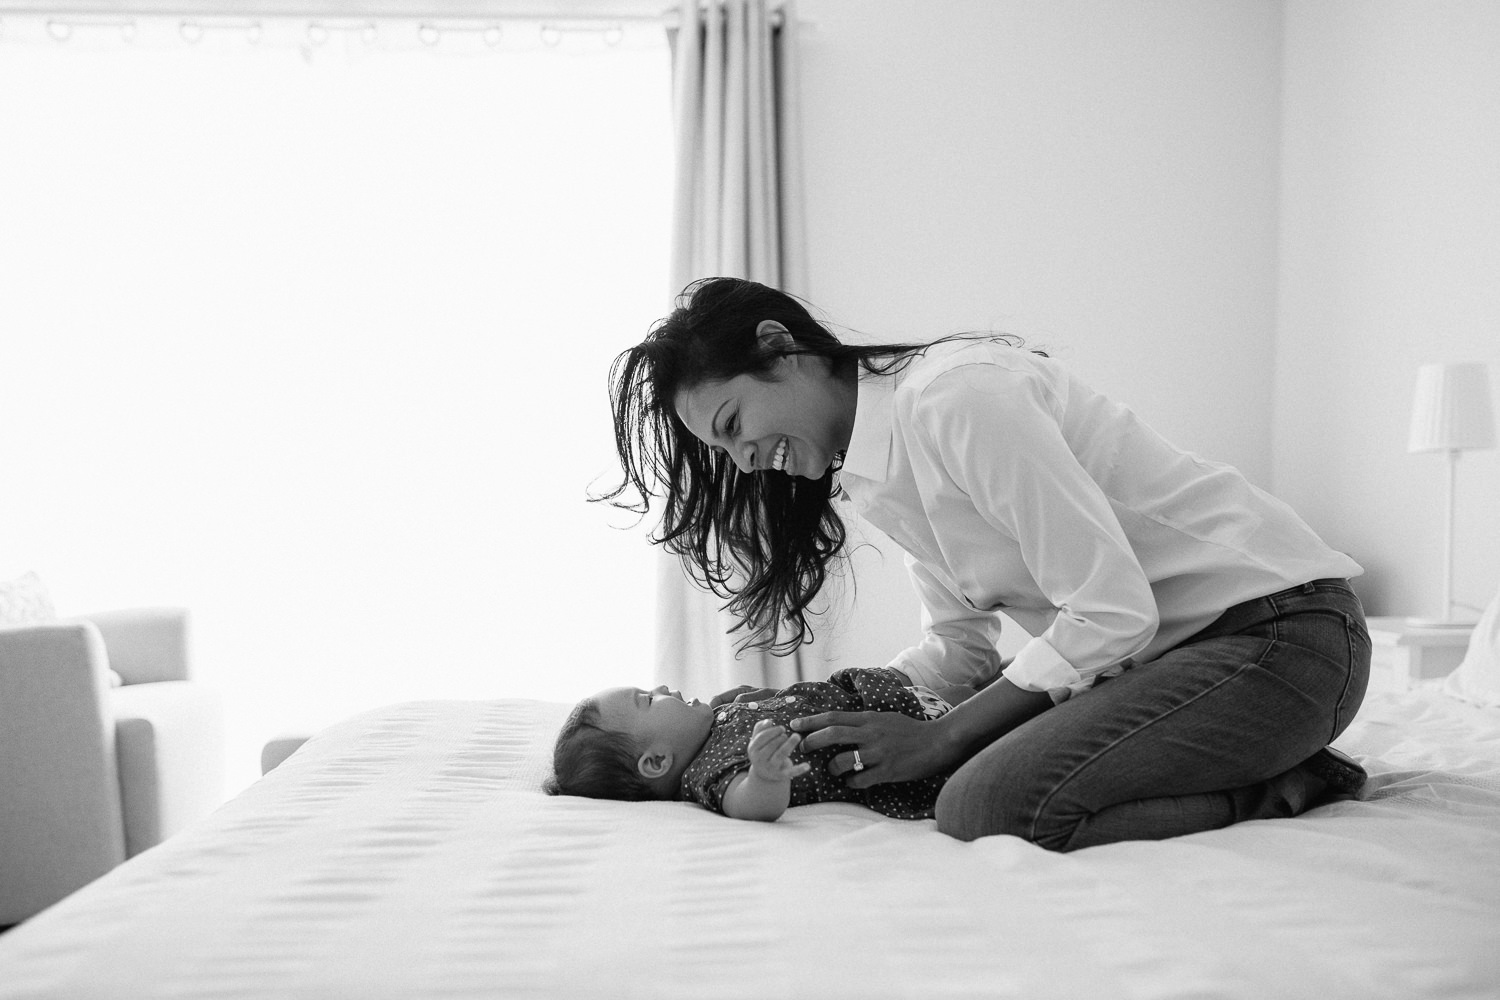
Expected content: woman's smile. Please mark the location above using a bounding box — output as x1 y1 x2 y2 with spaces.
671 323 857 482
771 436 790 472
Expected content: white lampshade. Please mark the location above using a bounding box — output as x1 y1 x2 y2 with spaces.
1408 362 1497 454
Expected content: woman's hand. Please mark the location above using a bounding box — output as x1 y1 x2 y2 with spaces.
709 685 780 709
790 711 960 788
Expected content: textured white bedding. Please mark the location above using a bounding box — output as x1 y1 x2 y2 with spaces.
1 689 1498 999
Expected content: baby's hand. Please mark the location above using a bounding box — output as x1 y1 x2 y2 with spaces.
747 719 811 783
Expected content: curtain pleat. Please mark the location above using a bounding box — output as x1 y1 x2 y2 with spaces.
658 0 815 697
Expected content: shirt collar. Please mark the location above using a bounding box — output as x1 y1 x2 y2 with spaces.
842 371 896 483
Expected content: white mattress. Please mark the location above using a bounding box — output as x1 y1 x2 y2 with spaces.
2 689 1498 999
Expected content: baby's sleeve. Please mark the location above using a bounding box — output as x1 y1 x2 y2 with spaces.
831 667 928 719
679 734 749 815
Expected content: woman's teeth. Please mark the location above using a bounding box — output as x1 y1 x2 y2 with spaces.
772 437 789 472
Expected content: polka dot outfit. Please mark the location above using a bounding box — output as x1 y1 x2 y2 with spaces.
680 667 954 820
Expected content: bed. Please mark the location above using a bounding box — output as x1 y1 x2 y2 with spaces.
1 684 1498 999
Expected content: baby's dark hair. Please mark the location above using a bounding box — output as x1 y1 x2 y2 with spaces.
543 697 658 800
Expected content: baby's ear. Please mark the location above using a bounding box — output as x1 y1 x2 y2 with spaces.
637 750 674 780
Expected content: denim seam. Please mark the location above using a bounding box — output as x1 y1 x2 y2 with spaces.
1034 648 1277 848
1270 592 1286 644
1330 613 1360 741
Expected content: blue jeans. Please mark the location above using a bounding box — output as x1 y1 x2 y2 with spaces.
934 579 1371 851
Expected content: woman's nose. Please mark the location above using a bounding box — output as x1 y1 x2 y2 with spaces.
653 685 670 695
731 444 756 474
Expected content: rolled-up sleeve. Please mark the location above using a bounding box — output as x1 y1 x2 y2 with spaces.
912 364 1159 700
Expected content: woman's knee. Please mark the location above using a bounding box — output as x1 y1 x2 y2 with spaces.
934 753 1039 843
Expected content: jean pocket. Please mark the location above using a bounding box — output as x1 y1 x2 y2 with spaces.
1331 613 1372 739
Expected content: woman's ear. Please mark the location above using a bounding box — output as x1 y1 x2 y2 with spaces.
637 749 675 780
755 319 794 352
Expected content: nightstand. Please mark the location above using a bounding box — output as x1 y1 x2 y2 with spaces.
1365 617 1474 692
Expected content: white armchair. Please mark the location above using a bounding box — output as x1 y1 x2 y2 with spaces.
0 607 224 926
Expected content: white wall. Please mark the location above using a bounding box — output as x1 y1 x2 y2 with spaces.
1276 0 1500 620
794 0 1287 666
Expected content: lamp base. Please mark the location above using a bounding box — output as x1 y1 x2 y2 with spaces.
1404 616 1478 629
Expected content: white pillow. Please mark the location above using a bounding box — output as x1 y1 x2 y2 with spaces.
1442 590 1500 709
0 570 57 626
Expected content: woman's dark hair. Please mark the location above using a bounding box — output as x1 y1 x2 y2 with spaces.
544 698 657 801
594 276 1040 654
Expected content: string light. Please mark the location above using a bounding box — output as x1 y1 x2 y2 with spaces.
539 23 625 48
20 15 646 51
182 18 263 44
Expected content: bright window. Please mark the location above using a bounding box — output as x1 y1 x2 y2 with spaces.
0 17 671 794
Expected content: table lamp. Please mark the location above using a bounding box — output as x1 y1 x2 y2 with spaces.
1407 361 1496 626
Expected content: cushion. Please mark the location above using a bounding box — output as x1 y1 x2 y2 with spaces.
0 570 57 626
1442 590 1500 709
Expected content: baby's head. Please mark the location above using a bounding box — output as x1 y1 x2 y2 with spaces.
544 685 713 801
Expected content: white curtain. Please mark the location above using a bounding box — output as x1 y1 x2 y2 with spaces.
0 16 671 796
656 0 819 697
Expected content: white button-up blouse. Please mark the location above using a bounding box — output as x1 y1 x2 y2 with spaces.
837 339 1362 702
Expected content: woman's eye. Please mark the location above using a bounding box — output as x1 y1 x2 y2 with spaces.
726 416 738 437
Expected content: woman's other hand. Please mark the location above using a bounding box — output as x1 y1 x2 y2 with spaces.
709 685 779 709
790 710 960 788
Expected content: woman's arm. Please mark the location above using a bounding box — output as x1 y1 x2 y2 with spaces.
885 555 1008 691
790 676 1052 787
913 363 1159 696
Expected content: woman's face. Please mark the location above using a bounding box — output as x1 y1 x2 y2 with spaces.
672 323 856 480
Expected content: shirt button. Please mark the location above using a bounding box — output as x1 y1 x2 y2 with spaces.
716 711 727 723
745 701 759 710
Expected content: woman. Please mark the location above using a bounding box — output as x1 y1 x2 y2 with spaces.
602 276 1370 851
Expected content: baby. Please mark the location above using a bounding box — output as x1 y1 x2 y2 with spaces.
544 667 964 822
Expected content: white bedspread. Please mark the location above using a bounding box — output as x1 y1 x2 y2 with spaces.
2 689 1498 999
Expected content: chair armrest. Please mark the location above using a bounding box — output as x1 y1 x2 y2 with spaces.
0 622 127 924
76 607 191 685
112 682 226 856
261 733 313 775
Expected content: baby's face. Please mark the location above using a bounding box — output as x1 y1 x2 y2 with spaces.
594 685 714 759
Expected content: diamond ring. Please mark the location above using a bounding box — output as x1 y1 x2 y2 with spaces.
852 750 865 772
